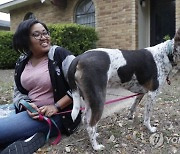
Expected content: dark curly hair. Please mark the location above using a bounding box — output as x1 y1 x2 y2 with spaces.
13 19 49 54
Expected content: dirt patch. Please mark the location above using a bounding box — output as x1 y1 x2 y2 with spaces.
0 70 179 154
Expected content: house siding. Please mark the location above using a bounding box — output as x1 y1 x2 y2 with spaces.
8 0 179 50
10 1 76 29
10 0 138 50
94 0 138 49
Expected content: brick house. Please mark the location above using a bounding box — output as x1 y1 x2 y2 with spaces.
0 0 179 50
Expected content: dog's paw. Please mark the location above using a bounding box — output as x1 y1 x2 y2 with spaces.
93 144 105 151
144 122 157 133
127 112 134 120
95 133 99 137
127 115 134 120
149 127 157 133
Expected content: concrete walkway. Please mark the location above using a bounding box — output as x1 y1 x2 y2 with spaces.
102 87 136 118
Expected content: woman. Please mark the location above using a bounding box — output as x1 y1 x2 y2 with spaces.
0 19 81 154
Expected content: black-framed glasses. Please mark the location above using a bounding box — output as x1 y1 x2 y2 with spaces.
31 31 50 40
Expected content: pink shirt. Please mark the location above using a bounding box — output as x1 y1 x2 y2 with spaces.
21 58 54 107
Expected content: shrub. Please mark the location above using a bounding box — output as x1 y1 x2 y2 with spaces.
0 31 20 69
48 23 98 55
0 23 98 69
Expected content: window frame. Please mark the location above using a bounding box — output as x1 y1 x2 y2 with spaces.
74 0 95 27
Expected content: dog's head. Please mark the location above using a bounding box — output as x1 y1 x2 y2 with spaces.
173 27 180 67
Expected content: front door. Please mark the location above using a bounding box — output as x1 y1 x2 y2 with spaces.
150 0 175 46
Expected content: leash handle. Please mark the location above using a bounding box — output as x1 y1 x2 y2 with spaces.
50 118 62 145
19 100 61 145
39 115 61 145
39 114 52 143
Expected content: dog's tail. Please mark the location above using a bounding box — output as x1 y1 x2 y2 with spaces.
71 90 81 122
68 56 81 121
77 61 108 126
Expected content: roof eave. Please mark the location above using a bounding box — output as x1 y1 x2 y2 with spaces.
0 0 40 13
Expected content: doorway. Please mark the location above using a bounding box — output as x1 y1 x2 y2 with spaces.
150 0 175 46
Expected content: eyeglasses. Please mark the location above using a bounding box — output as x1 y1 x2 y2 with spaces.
31 31 50 40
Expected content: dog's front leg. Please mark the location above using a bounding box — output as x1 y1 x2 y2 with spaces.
144 91 158 133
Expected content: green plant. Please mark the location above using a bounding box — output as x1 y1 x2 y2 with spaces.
48 23 98 55
0 23 98 69
163 35 171 41
0 31 20 69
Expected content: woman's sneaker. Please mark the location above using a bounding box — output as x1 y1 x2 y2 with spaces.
1 133 45 154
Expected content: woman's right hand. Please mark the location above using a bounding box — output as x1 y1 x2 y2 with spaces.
26 103 40 119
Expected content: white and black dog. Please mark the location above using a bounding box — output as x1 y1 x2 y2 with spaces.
67 28 180 150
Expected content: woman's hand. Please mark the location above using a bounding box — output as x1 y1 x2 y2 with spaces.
39 105 58 117
26 103 40 119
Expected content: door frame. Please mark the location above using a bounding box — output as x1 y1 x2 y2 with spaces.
138 0 150 49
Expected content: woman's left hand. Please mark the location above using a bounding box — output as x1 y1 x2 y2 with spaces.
39 105 58 117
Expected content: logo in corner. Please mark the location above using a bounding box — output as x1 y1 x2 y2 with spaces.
149 133 164 148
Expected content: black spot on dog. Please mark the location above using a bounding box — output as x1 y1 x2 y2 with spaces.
118 49 159 91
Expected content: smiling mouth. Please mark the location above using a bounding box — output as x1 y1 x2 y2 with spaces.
41 42 49 47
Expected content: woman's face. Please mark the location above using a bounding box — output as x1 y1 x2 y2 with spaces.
29 23 51 57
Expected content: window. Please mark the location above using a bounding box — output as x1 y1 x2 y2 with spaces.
75 0 95 27
23 12 36 21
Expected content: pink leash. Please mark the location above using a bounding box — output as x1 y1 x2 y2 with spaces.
104 93 142 105
56 93 142 115
21 93 142 145
49 93 142 144
38 114 61 145
19 100 61 145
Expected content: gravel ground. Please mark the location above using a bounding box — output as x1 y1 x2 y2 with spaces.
0 69 179 154
0 69 14 105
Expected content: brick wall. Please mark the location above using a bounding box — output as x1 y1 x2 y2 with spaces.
94 0 138 49
10 1 78 30
10 0 138 50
